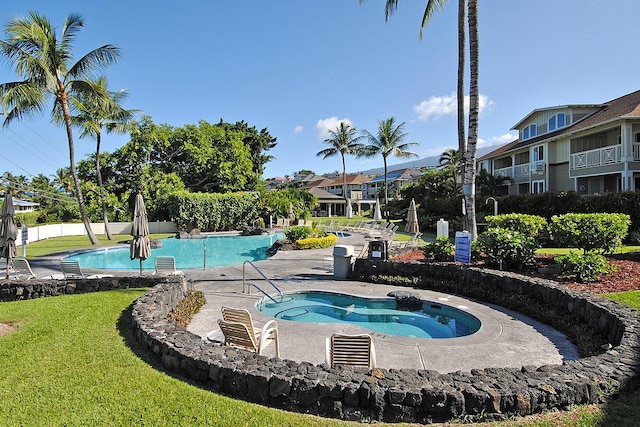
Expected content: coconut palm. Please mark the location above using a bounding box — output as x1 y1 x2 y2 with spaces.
438 148 461 189
316 122 365 206
363 0 479 238
70 76 138 240
360 117 418 219
0 11 120 245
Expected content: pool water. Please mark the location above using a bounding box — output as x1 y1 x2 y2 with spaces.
65 232 284 270
258 291 481 339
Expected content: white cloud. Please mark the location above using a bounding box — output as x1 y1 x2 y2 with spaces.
413 93 495 121
293 125 304 134
315 117 353 140
477 132 518 149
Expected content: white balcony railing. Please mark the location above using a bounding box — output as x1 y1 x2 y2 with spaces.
571 145 621 169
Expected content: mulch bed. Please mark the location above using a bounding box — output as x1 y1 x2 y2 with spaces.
391 250 640 294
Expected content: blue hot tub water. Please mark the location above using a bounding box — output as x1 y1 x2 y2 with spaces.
65 232 284 271
258 291 481 339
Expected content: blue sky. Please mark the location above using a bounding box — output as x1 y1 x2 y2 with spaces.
1 0 639 181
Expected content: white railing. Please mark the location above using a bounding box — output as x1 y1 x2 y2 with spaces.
16 221 177 247
571 145 621 169
515 163 531 177
494 166 512 178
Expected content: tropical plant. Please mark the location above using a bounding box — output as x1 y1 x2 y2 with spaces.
438 148 461 189
70 76 138 239
362 0 480 239
0 11 120 245
316 122 365 203
360 117 418 217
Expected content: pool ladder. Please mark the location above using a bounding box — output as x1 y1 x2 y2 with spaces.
242 260 283 303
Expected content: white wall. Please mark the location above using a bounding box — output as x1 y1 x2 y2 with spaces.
16 221 177 246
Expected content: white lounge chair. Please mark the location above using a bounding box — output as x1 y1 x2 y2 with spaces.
11 257 37 280
325 333 376 369
213 306 279 357
153 256 182 275
59 259 113 280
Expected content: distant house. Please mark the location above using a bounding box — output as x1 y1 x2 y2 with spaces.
10 198 39 213
478 89 640 195
362 168 422 200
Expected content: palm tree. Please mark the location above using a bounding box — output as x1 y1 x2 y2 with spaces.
363 0 479 238
70 76 138 240
438 148 461 189
0 12 120 245
360 117 418 219
316 122 365 210
52 168 74 196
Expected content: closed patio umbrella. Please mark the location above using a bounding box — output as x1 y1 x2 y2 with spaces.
345 199 353 219
0 192 17 279
373 199 382 221
404 198 419 234
130 190 151 275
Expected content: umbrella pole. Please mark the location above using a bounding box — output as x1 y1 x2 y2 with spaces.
139 259 143 276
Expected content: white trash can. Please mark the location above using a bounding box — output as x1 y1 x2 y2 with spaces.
333 245 354 279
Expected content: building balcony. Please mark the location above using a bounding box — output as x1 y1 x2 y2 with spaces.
570 145 621 170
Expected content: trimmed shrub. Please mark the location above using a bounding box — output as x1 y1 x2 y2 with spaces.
476 227 538 270
555 252 616 283
422 236 454 261
485 213 547 239
285 226 313 242
548 213 630 254
296 233 338 249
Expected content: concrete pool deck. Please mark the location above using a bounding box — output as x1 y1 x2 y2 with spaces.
27 232 580 373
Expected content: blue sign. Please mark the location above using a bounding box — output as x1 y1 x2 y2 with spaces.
21 224 28 242
454 231 471 264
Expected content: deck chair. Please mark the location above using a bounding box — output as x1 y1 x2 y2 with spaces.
153 256 182 275
211 306 279 357
325 333 376 369
11 257 37 280
59 259 113 279
274 218 284 228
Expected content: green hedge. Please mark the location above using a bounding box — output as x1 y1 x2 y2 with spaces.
162 191 258 232
296 233 338 249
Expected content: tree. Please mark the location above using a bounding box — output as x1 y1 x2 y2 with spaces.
0 12 120 245
316 122 365 203
438 148 461 189
360 117 418 218
70 76 138 240
363 0 479 238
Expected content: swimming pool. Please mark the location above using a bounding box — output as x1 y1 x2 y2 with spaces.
65 232 284 270
257 291 481 339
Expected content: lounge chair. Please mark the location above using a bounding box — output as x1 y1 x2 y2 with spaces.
274 218 284 228
213 306 279 357
325 333 377 369
11 257 37 280
59 259 113 280
153 256 182 275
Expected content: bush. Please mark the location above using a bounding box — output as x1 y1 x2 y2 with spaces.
548 213 630 254
485 213 547 239
422 236 454 261
296 233 338 249
555 252 616 283
476 227 538 270
285 226 313 242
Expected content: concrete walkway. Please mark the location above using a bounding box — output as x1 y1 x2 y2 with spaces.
185 233 580 373
25 232 580 373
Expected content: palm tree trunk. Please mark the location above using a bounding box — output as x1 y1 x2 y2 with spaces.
457 0 467 202
464 0 479 239
61 95 100 245
95 133 113 240
383 156 389 222
341 153 348 215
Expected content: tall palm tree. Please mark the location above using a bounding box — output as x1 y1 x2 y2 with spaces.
52 167 74 196
316 122 365 208
70 76 138 240
364 0 479 238
0 11 120 245
360 117 418 219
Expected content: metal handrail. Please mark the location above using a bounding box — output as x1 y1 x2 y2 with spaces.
242 260 283 303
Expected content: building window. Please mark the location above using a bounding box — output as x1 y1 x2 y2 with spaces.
533 145 544 161
522 123 537 140
548 113 566 132
532 180 544 194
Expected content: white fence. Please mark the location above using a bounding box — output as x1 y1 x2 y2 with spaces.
17 221 177 247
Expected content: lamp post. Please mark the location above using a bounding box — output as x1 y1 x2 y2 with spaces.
485 197 498 216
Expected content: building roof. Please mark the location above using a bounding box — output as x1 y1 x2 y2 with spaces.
366 168 421 183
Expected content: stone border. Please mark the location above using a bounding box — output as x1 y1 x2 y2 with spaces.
128 260 640 424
